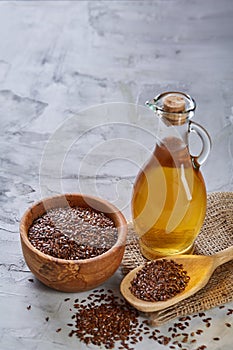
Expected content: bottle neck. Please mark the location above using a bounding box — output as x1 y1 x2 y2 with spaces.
147 92 210 168
157 117 189 147
155 119 191 168
146 92 195 147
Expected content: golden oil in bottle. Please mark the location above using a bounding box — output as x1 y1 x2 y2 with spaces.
132 138 207 259
132 92 210 259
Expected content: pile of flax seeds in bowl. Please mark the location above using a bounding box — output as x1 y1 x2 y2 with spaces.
28 206 118 259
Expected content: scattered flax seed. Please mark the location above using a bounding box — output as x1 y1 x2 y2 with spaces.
182 335 188 343
173 340 179 345
56 328 62 333
142 320 149 325
27 305 31 310
45 317 49 322
51 287 232 348
162 336 170 345
177 323 186 330
67 289 143 349
64 298 70 302
63 289 223 349
227 309 233 315
178 316 191 321
68 330 75 337
28 278 34 283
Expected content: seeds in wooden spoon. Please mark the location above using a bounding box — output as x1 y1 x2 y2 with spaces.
129 259 190 302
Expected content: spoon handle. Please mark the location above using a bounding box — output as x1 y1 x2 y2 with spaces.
213 246 233 269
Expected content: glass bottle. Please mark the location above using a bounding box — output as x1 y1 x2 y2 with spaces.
132 92 211 260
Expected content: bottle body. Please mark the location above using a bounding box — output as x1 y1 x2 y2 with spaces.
132 92 211 260
132 137 207 259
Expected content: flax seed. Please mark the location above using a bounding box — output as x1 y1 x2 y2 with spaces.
28 207 118 260
129 259 190 302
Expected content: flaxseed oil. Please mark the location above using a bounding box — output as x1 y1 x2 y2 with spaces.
132 139 207 259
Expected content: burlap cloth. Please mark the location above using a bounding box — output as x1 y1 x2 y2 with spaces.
121 192 233 325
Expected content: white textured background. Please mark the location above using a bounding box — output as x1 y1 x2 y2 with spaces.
0 1 232 349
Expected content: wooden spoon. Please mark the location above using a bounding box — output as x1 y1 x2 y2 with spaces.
120 246 233 312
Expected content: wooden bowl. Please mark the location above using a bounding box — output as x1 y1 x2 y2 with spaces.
20 194 127 292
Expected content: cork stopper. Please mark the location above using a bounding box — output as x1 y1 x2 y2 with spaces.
163 95 186 113
163 95 187 125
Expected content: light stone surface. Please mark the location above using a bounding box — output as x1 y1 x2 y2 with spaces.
0 1 232 349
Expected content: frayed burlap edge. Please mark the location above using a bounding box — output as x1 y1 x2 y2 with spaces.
121 192 233 325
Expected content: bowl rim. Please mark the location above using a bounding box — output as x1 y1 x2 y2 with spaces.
20 193 128 265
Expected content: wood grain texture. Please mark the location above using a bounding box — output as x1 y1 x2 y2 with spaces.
120 246 233 312
20 194 127 292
